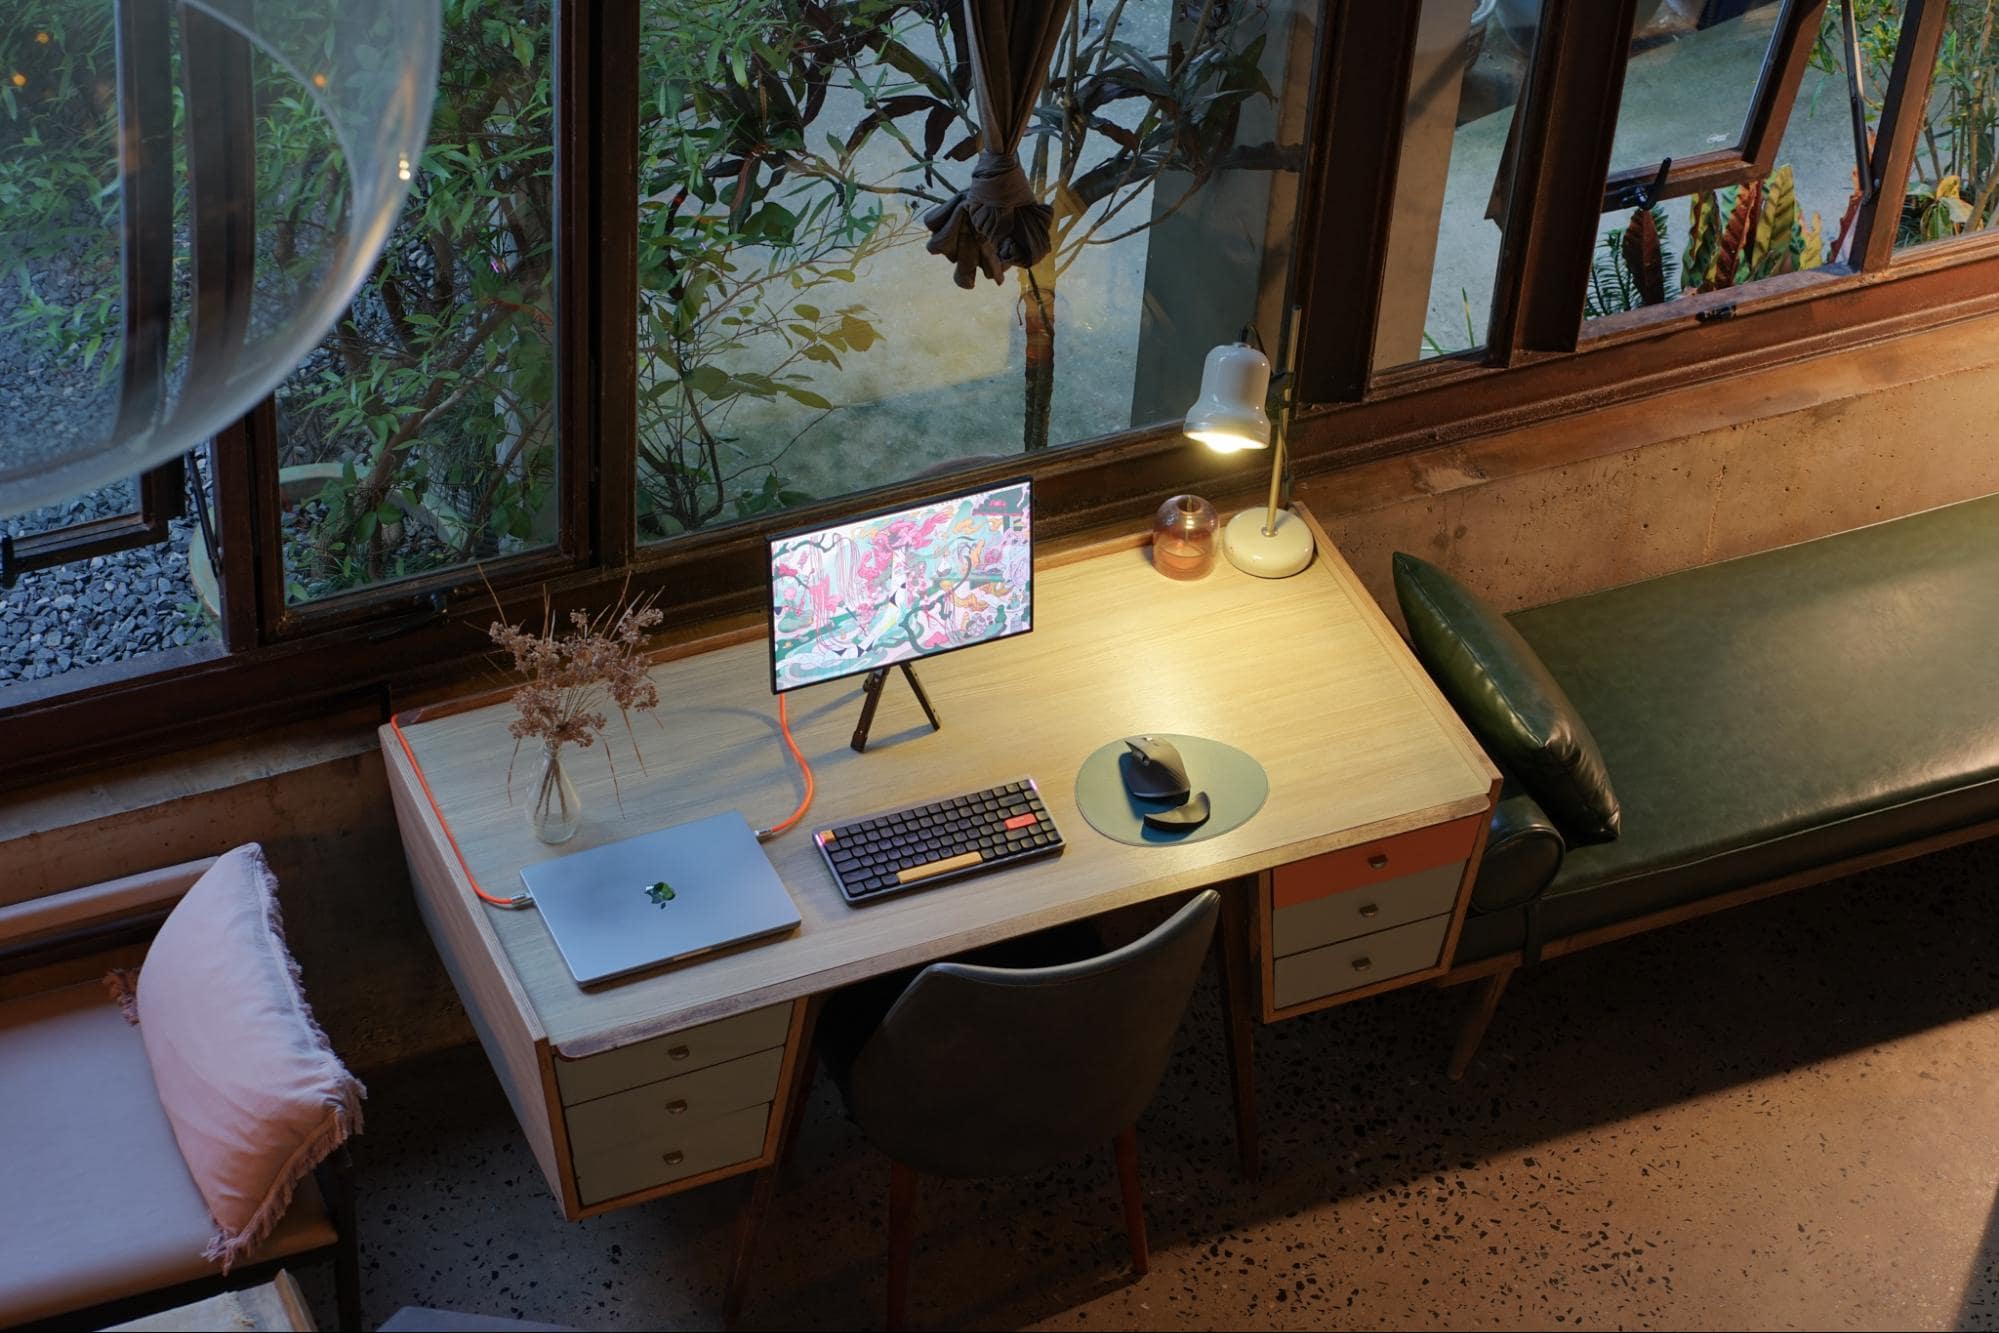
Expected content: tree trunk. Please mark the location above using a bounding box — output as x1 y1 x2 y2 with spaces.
1020 255 1057 452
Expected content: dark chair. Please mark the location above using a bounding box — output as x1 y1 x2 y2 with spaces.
823 891 1219 1329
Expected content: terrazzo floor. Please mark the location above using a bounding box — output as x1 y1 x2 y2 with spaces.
299 840 1999 1330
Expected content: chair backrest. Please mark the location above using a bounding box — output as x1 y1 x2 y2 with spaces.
847 890 1219 1178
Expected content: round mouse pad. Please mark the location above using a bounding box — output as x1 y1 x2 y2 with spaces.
1073 734 1269 847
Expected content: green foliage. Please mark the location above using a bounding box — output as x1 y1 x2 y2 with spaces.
8 0 1292 568
1815 0 1999 242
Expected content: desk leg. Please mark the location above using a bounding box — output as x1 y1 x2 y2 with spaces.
723 995 823 1329
1213 877 1261 1181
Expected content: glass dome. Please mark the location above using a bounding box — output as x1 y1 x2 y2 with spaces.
0 0 440 518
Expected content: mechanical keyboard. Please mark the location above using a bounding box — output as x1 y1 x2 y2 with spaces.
813 778 1065 905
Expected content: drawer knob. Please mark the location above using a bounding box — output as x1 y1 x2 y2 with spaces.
668 1045 692 1061
1358 902 1380 919
665 1098 689 1115
1367 854 1389 870
1351 956 1373 973
662 1149 685 1167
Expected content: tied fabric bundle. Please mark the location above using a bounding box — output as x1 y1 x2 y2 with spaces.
924 150 1051 289
923 0 1074 289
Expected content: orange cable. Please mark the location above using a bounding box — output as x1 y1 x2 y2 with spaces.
389 714 533 909
757 692 815 840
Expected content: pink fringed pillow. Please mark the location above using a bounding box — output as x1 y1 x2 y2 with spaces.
109 844 364 1270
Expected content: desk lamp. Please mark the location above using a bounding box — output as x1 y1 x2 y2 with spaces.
1182 312 1315 578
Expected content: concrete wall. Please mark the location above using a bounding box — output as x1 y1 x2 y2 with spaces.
1 720 471 1069
1305 314 1999 623
9 316 1999 1073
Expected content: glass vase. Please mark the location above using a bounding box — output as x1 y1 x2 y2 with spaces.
1152 494 1219 580
529 743 582 845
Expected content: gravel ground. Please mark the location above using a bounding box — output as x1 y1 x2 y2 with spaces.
0 479 213 688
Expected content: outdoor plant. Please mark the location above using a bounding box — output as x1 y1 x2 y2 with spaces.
843 0 1289 451
1815 0 1999 243
1585 165 1834 317
6 0 1297 566
0 1 560 600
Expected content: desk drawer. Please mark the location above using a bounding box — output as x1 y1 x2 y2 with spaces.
567 1046 783 1151
572 1101 771 1207
1272 814 1482 910
1272 914 1450 1009
554 1003 791 1105
1271 861 1462 958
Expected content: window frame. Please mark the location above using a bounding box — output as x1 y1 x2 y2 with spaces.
0 0 1985 788
1600 0 1832 211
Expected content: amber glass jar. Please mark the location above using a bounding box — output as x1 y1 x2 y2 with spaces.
1152 494 1219 580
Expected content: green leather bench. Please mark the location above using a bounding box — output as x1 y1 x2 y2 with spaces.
1394 493 1999 1077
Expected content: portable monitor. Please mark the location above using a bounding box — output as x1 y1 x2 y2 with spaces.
520 811 801 986
766 476 1034 694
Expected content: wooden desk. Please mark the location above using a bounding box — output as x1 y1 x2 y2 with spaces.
382 505 1497 1300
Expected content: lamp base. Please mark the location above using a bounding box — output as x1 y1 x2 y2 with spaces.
1222 506 1314 578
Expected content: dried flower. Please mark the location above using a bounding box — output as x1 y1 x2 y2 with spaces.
490 581 664 804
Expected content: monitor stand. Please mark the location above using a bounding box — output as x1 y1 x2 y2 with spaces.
850 662 942 753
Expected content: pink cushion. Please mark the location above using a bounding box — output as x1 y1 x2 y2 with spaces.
126 844 364 1270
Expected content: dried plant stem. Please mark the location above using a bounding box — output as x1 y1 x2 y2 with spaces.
533 745 576 829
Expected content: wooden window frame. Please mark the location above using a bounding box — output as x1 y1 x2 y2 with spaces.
0 0 1986 788
1601 0 1832 211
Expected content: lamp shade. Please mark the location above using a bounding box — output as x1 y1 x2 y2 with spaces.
1182 341 1272 452
0 0 440 519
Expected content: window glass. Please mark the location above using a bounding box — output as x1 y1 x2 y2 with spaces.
1370 0 1540 368
633 0 1313 542
271 0 557 604
0 7 215 685
1607 0 1789 176
1894 0 1999 249
1584 1 1896 321
0 454 215 687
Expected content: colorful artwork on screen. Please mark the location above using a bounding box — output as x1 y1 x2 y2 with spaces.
769 481 1032 691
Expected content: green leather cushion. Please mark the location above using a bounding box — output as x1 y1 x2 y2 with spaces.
1394 552 1622 844
1453 494 1999 964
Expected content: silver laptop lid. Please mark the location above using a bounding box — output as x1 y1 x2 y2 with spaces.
519 810 801 986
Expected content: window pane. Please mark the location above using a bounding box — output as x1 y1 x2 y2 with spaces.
0 450 214 687
1896 0 1999 249
1584 1 1894 321
634 0 1313 542
0 4 124 467
1371 1 1540 368
1 478 137 539
271 2 557 604
1608 0 1789 176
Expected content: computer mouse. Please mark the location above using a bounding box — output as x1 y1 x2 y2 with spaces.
1121 735 1191 802
1143 790 1210 832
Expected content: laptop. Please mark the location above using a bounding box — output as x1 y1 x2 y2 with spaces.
519 810 802 986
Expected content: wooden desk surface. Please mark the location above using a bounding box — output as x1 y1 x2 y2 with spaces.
385 508 1496 1058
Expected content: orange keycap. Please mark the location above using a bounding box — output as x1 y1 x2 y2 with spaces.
1004 812 1038 830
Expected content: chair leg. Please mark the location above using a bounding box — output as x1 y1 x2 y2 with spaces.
1213 878 1261 1180
1113 1127 1149 1277
319 1149 362 1331
887 1160 920 1332
1449 965 1516 1080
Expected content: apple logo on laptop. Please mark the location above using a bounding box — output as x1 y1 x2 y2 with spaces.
646 881 676 908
